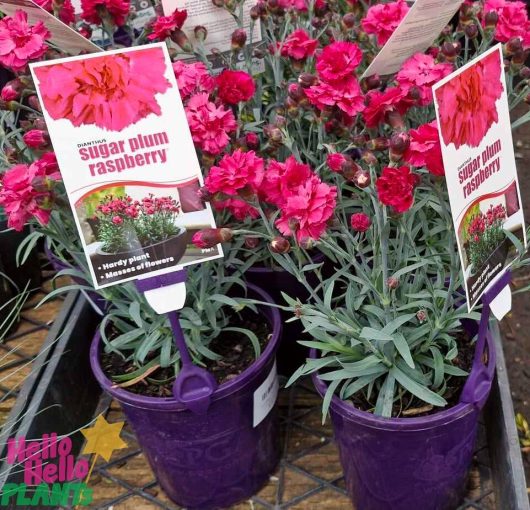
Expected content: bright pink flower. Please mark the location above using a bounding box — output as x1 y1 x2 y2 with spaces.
34 0 75 24
1 79 23 102
376 166 419 213
0 10 50 72
351 212 371 232
316 42 362 82
216 70 256 104
112 215 123 225
147 8 187 40
279 0 308 11
172 61 215 101
276 175 337 242
23 129 48 149
396 53 453 106
213 198 259 220
363 87 413 128
305 77 365 116
483 0 530 45
185 93 237 155
205 149 264 196
0 155 58 231
35 152 60 180
81 0 130 26
281 29 318 61
34 47 171 132
362 0 409 46
327 153 348 173
435 50 503 149
260 157 313 206
404 121 444 176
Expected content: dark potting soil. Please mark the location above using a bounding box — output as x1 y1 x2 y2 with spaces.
100 310 271 398
348 329 476 418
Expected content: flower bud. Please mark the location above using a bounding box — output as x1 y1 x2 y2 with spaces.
197 186 212 202
245 132 260 150
171 29 193 52
23 129 49 149
389 132 410 162
252 47 265 59
192 228 233 248
464 23 478 39
361 150 377 167
33 118 48 131
362 73 381 92
264 124 283 143
524 93 530 105
250 5 261 19
367 137 389 151
519 66 530 79
270 236 291 253
350 212 371 232
299 237 316 250
212 0 224 7
416 310 427 323
342 13 356 29
386 111 405 130
1 79 23 102
441 41 461 62
484 11 498 29
285 97 299 117
353 169 371 188
28 95 42 112
245 236 260 248
231 28 247 50
505 37 523 57
298 72 318 88
194 25 208 41
78 23 92 40
386 277 399 290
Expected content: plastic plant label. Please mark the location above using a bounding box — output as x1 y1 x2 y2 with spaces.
253 361 279 427
30 43 223 290
362 0 462 78
0 0 101 55
433 45 526 311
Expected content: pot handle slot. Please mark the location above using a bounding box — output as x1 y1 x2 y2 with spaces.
460 270 511 410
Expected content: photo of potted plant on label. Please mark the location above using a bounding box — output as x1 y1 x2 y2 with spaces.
433 44 526 310
30 43 222 288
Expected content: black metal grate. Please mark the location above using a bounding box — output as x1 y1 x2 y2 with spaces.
85 378 496 510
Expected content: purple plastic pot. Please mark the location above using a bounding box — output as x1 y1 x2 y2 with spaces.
244 252 329 376
90 283 282 510
311 318 496 510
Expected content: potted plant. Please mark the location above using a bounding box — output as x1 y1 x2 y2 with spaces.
89 257 282 509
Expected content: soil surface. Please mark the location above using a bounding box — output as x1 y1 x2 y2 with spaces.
348 330 475 418
100 310 271 397
502 107 530 492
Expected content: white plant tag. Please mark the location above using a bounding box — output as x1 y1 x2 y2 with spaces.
253 361 279 427
489 283 512 321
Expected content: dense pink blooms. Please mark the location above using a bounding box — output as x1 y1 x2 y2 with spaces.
148 8 187 40
363 87 413 128
362 0 409 46
216 70 256 104
316 42 362 82
205 149 264 196
23 129 48 149
185 93 237 155
305 77 365 116
483 0 530 46
33 0 75 24
351 212 371 232
376 166 419 213
396 53 453 105
435 50 503 148
404 121 444 176
281 29 318 61
81 0 130 26
0 10 50 72
0 154 59 231
34 48 171 132
172 61 215 101
213 198 259 220
276 175 337 242
260 157 312 206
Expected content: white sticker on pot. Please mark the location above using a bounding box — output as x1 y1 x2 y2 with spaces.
30 43 223 290
253 361 279 428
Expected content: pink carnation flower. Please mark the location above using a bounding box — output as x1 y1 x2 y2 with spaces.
172 61 215 101
276 175 337 242
483 0 530 46
435 50 503 149
260 157 313 206
81 0 130 26
205 149 264 196
363 87 413 128
404 121 444 176
213 198 259 220
315 41 363 82
327 153 348 173
23 129 48 149
281 29 318 61
305 77 365 117
147 8 187 41
0 10 50 72
34 48 171 132
185 93 237 155
34 0 75 24
216 70 256 104
396 53 453 106
362 0 409 46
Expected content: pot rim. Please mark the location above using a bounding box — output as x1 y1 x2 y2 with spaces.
95 226 187 257
310 322 493 431
90 282 281 411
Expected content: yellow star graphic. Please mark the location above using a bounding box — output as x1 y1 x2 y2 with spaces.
81 414 128 462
